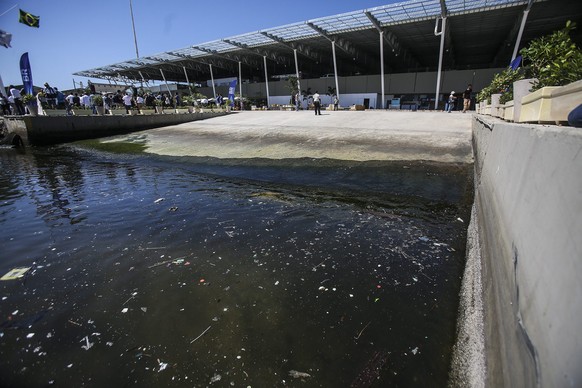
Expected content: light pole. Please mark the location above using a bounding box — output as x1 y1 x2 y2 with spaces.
129 0 139 59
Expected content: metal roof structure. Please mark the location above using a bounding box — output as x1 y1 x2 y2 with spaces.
75 0 582 85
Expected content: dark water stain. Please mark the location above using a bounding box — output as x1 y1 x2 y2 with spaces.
0 145 473 387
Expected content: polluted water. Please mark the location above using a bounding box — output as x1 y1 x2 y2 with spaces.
0 142 473 387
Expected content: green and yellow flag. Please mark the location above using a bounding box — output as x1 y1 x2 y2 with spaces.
19 9 40 28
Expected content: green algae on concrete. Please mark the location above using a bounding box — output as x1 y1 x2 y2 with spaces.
76 137 147 154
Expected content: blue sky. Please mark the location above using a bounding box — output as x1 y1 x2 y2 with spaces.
1 0 397 91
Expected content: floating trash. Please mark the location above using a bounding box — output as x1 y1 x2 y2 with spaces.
154 198 165 204
80 336 93 351
1 267 32 281
288 370 312 379
158 360 168 372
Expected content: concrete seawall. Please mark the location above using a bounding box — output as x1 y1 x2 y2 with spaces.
463 116 582 386
3 111 227 145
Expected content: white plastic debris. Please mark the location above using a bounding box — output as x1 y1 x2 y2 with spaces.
121 308 129 313
81 336 93 351
411 347 419 355
26 333 35 339
154 198 165 204
288 370 312 378
210 373 222 383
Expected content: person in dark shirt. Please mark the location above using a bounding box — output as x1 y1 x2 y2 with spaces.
462 84 472 113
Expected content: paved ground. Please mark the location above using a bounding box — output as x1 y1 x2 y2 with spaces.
117 110 474 163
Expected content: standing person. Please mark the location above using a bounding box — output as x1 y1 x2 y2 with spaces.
104 93 112 114
7 94 16 115
72 93 81 108
136 94 144 114
295 92 300 111
145 93 156 113
65 92 75 116
80 92 90 110
113 91 123 109
9 85 25 115
462 84 472 113
313 91 321 116
43 83 57 109
445 91 456 113
66 92 74 106
122 92 134 114
333 95 339 111
89 92 97 115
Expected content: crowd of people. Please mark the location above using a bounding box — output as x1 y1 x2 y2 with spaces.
0 83 197 116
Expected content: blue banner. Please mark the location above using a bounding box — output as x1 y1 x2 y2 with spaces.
19 52 33 95
509 55 522 70
228 79 237 106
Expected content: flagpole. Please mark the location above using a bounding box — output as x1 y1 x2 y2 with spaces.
129 0 139 59
0 4 18 18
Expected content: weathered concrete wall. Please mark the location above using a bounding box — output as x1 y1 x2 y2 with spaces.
471 116 582 386
5 112 227 145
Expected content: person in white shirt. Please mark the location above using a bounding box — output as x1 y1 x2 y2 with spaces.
136 95 144 114
122 92 134 114
312 91 321 116
80 93 90 109
65 93 75 116
9 85 25 115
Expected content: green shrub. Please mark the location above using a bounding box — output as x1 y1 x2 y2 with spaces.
520 20 582 91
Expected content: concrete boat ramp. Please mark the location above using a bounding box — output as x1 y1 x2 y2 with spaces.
109 110 474 163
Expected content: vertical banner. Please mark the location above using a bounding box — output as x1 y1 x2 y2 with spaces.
19 52 33 95
228 79 237 107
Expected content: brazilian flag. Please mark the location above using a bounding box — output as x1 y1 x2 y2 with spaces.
19 9 40 28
